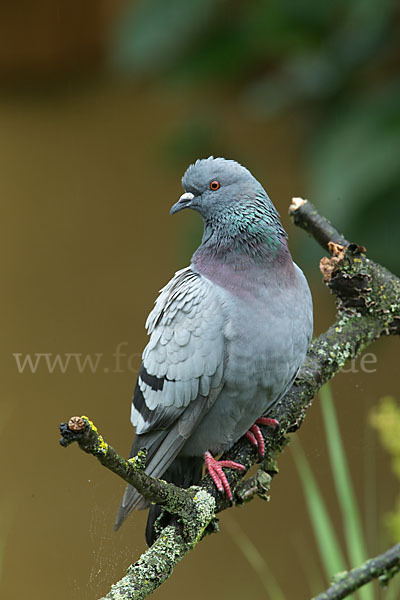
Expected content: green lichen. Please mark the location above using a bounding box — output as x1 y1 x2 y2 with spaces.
96 435 109 455
80 415 109 456
101 488 216 600
81 415 97 432
127 449 148 471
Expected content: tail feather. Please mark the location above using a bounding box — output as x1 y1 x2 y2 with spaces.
145 456 203 546
114 429 167 530
114 394 214 532
114 427 192 531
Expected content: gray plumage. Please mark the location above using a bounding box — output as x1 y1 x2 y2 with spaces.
115 157 313 540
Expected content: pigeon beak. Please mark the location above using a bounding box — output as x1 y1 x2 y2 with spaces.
170 192 195 215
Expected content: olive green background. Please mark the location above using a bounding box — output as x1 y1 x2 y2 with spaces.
1 3 399 599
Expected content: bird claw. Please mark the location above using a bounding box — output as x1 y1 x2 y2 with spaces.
245 417 279 458
204 451 246 501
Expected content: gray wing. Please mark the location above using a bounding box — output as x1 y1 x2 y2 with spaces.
115 267 225 529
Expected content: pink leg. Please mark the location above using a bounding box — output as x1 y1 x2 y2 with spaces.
256 417 279 428
245 417 279 458
246 424 265 457
245 429 257 446
204 451 246 502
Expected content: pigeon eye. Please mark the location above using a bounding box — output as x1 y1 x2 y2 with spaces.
210 180 220 190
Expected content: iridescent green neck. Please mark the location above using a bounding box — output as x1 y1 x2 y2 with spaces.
198 203 287 261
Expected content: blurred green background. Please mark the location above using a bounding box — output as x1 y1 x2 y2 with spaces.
1 1 399 599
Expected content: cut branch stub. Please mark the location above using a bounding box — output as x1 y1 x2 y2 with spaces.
59 417 87 447
289 197 348 249
68 416 86 432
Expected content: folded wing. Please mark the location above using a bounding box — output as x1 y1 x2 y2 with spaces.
115 267 225 529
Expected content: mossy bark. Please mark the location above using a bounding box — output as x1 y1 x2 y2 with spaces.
313 542 400 600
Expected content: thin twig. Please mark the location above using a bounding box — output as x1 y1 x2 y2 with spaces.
289 197 349 250
313 543 400 600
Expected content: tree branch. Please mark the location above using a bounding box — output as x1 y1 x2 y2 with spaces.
312 543 400 600
59 416 205 523
59 198 400 599
290 197 349 249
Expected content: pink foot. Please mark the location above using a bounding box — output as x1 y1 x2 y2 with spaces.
245 417 279 458
257 417 279 429
204 450 246 502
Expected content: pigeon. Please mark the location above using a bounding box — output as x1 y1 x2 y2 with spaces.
115 157 313 544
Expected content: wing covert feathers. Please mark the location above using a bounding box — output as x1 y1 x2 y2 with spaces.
115 268 225 530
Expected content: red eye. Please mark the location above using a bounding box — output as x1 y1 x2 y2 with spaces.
210 180 220 190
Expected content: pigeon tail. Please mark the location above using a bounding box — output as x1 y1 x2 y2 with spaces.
146 456 203 546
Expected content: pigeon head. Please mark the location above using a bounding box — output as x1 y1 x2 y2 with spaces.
170 157 286 254
171 157 259 219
